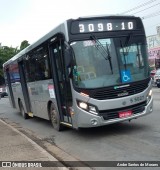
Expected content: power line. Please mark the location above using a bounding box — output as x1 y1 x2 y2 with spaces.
131 2 160 15
146 23 160 29
142 10 160 19
121 0 158 14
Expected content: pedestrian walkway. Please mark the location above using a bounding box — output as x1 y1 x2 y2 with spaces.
0 119 67 169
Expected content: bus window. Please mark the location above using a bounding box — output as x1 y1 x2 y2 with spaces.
24 54 36 82
9 63 20 83
24 47 51 82
35 57 50 81
35 50 51 81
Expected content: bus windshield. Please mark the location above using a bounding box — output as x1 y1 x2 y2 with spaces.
70 35 149 89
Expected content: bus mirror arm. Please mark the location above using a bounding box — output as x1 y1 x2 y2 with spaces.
64 48 74 81
64 48 73 68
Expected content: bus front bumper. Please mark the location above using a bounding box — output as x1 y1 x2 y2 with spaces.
76 97 153 128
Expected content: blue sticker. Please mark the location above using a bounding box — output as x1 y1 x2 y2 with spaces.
121 70 131 83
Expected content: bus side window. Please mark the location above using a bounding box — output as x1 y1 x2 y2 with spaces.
36 59 46 80
24 55 36 82
30 58 36 82
35 51 51 81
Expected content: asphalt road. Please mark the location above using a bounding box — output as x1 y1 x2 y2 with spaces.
0 87 160 169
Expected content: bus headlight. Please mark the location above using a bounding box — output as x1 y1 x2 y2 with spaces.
79 102 88 110
77 101 98 115
147 89 152 104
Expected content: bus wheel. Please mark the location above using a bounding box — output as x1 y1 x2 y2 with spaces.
19 100 28 119
50 103 63 131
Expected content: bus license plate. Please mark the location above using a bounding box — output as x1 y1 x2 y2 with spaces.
119 110 132 118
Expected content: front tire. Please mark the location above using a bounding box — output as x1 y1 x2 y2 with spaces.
50 103 63 131
19 100 29 119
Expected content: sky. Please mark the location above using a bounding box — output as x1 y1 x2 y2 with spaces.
0 0 160 48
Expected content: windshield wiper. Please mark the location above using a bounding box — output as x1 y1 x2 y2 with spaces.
90 35 113 74
136 44 144 69
106 42 113 74
120 39 127 70
125 33 133 47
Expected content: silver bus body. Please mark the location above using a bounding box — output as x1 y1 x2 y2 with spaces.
3 15 153 130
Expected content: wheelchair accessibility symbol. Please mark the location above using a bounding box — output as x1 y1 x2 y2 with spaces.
121 70 131 83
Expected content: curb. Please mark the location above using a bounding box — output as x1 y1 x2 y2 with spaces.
0 119 93 170
0 119 69 169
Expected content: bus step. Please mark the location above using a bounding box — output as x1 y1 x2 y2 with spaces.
28 112 33 117
60 122 72 127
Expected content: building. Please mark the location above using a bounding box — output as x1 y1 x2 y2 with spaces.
147 26 160 69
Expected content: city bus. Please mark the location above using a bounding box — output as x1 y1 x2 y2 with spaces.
3 15 153 131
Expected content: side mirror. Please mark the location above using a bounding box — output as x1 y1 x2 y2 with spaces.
64 48 73 80
64 48 73 68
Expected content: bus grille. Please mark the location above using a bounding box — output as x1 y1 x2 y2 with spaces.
99 101 147 120
79 78 150 100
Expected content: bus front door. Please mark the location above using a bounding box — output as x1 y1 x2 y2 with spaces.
49 39 72 128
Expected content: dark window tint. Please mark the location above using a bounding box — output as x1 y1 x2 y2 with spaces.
24 45 51 82
9 63 20 83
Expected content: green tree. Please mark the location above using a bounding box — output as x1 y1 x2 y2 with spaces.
0 46 18 85
20 40 30 51
0 40 30 85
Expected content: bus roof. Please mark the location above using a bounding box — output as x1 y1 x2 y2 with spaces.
3 14 137 68
77 14 134 19
3 21 68 67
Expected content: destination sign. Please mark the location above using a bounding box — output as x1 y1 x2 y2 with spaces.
71 19 136 34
